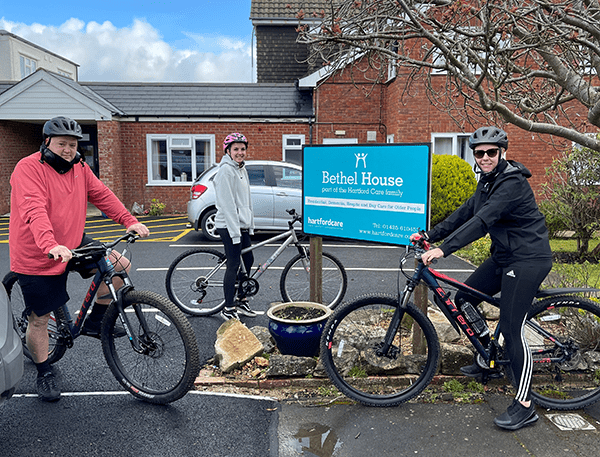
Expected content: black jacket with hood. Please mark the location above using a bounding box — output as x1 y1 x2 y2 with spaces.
426 159 552 266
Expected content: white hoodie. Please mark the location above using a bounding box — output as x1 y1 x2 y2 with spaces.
214 153 255 243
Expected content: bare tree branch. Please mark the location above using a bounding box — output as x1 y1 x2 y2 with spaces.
298 0 600 151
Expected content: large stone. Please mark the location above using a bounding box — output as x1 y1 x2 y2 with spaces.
439 342 474 375
266 354 317 377
214 320 264 373
428 307 461 343
249 325 276 353
480 302 500 320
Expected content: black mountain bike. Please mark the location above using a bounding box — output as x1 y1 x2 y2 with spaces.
3 233 201 404
320 236 600 409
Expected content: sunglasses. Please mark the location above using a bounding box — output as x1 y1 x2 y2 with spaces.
473 148 500 159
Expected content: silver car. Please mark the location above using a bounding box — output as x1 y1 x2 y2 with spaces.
187 160 303 241
1 280 23 405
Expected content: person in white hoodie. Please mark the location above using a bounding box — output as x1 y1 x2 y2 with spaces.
215 133 257 320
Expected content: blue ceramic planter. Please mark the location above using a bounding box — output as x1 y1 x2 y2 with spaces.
267 302 332 357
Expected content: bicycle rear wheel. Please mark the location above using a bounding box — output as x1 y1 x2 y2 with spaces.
102 290 201 404
165 248 226 316
280 251 347 309
3 271 68 364
320 293 440 406
528 295 600 410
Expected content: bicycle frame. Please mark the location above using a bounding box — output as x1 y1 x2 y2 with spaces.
241 227 306 279
387 248 589 370
198 226 306 288
398 261 499 365
56 241 144 350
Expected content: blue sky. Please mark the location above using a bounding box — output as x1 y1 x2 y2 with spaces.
0 1 255 82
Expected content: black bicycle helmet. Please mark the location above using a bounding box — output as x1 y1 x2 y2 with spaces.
468 126 508 150
43 116 83 140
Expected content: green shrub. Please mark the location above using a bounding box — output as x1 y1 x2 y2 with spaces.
431 155 477 227
455 235 492 266
539 142 600 256
148 198 166 216
538 199 569 238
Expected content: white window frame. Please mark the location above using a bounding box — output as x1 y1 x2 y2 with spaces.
57 68 73 79
19 54 37 79
431 132 473 168
282 134 305 164
146 134 216 186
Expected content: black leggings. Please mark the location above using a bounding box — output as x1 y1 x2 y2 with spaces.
217 229 254 308
455 256 552 402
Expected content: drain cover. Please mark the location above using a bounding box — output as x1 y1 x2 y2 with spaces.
546 413 596 431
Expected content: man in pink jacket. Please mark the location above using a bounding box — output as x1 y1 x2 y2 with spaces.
9 116 149 402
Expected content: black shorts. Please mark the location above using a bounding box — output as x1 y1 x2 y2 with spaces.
18 233 101 317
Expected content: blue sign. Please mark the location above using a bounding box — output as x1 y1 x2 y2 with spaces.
302 143 431 245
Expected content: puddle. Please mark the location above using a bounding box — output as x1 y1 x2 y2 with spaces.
287 422 343 456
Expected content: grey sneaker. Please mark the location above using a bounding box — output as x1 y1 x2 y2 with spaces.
220 307 240 321
36 372 61 402
236 301 257 317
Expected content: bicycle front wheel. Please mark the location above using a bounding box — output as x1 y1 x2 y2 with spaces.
527 295 600 410
280 251 347 309
102 290 201 404
321 294 440 406
3 271 68 364
165 248 226 316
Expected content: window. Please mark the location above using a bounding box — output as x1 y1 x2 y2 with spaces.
146 134 216 185
246 166 267 187
57 69 73 79
19 55 37 79
283 134 305 165
273 165 302 189
431 133 473 168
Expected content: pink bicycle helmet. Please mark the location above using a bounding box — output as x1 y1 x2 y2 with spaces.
223 133 248 152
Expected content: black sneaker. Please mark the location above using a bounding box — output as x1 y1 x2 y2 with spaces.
494 400 539 430
460 363 503 379
220 307 240 321
36 372 61 402
81 319 127 339
236 301 257 317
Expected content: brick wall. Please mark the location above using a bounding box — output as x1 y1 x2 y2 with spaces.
0 121 41 215
314 66 576 197
98 121 311 214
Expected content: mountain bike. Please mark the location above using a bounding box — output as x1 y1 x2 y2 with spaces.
3 233 201 405
320 235 600 410
165 209 347 316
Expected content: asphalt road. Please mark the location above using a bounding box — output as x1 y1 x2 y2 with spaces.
0 215 499 457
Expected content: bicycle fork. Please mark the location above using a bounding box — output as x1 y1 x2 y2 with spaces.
376 282 414 358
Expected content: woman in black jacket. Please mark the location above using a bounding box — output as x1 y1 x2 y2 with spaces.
412 126 552 431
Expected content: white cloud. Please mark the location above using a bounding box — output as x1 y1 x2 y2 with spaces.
0 18 253 82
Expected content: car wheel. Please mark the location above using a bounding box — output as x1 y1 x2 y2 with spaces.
200 209 220 242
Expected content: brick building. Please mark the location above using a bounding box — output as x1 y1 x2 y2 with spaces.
0 2 589 217
0 70 313 215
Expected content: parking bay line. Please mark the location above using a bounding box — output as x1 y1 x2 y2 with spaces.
138 267 475 273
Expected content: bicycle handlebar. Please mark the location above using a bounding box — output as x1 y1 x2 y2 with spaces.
48 232 139 260
285 208 302 226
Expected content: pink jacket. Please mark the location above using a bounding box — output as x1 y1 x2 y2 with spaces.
9 152 139 275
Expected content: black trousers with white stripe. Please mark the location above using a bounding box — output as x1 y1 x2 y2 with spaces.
454 256 552 402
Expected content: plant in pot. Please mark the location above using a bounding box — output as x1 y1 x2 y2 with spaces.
266 302 333 357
